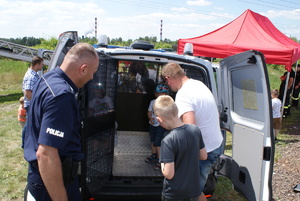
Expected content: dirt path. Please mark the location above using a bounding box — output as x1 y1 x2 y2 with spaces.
272 115 300 201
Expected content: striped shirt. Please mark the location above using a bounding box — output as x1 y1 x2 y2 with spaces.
22 68 40 108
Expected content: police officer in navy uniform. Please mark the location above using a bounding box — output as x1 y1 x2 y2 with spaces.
278 69 295 117
23 43 99 201
292 65 300 108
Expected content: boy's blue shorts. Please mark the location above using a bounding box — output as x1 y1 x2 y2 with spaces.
149 124 165 146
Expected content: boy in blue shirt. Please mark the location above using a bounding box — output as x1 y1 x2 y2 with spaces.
145 84 169 170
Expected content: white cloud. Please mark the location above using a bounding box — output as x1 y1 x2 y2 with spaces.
286 28 300 38
186 0 212 6
1 0 300 41
97 10 225 40
209 12 235 20
214 6 224 10
0 0 105 38
170 7 193 13
262 9 300 20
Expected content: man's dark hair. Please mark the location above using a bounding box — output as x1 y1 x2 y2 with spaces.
31 56 43 66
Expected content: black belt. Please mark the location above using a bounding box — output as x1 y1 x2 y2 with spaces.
61 156 79 187
30 156 79 187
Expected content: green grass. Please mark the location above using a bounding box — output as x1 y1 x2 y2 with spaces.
267 64 286 90
213 177 248 201
0 58 29 95
0 58 30 200
0 102 27 200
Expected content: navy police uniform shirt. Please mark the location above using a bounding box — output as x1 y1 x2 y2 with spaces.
24 67 84 163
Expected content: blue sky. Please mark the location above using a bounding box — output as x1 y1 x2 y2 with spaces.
0 0 300 41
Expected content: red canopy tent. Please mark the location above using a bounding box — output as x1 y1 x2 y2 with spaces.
177 9 300 71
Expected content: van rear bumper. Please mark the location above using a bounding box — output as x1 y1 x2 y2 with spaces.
86 178 163 201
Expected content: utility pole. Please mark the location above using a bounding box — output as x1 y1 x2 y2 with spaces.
160 20 163 41
95 17 97 39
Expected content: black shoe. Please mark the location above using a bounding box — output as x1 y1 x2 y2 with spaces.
145 153 157 163
153 162 161 170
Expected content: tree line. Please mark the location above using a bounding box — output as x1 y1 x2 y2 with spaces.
1 36 178 51
2 35 298 52
76 35 177 50
0 37 42 46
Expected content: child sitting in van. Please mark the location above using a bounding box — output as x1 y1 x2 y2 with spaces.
145 83 169 170
18 96 26 128
153 95 207 201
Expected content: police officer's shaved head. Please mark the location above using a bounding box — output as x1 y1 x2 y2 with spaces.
60 43 99 88
65 43 98 64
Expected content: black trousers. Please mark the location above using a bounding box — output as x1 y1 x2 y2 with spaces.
25 160 80 201
292 87 300 107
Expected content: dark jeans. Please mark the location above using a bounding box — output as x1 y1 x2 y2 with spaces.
199 145 222 193
21 106 29 149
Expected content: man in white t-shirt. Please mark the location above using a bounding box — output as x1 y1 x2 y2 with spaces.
161 62 223 201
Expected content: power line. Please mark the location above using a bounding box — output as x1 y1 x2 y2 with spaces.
238 0 293 10
259 0 295 9
101 0 300 38
275 22 300 29
280 0 300 6
101 0 233 20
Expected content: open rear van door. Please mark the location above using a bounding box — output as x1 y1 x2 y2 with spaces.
47 31 117 200
218 50 274 201
48 31 78 71
80 53 118 200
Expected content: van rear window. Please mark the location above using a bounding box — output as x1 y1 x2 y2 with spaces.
117 61 164 94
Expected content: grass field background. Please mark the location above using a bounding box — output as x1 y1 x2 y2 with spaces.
0 57 290 200
0 58 28 200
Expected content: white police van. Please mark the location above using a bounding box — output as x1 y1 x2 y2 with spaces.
49 31 274 201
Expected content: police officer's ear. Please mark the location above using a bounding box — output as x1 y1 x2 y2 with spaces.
80 64 88 75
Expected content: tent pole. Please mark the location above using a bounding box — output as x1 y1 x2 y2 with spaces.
291 61 299 103
281 71 290 117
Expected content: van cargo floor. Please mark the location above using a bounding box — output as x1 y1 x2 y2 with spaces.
112 131 163 177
